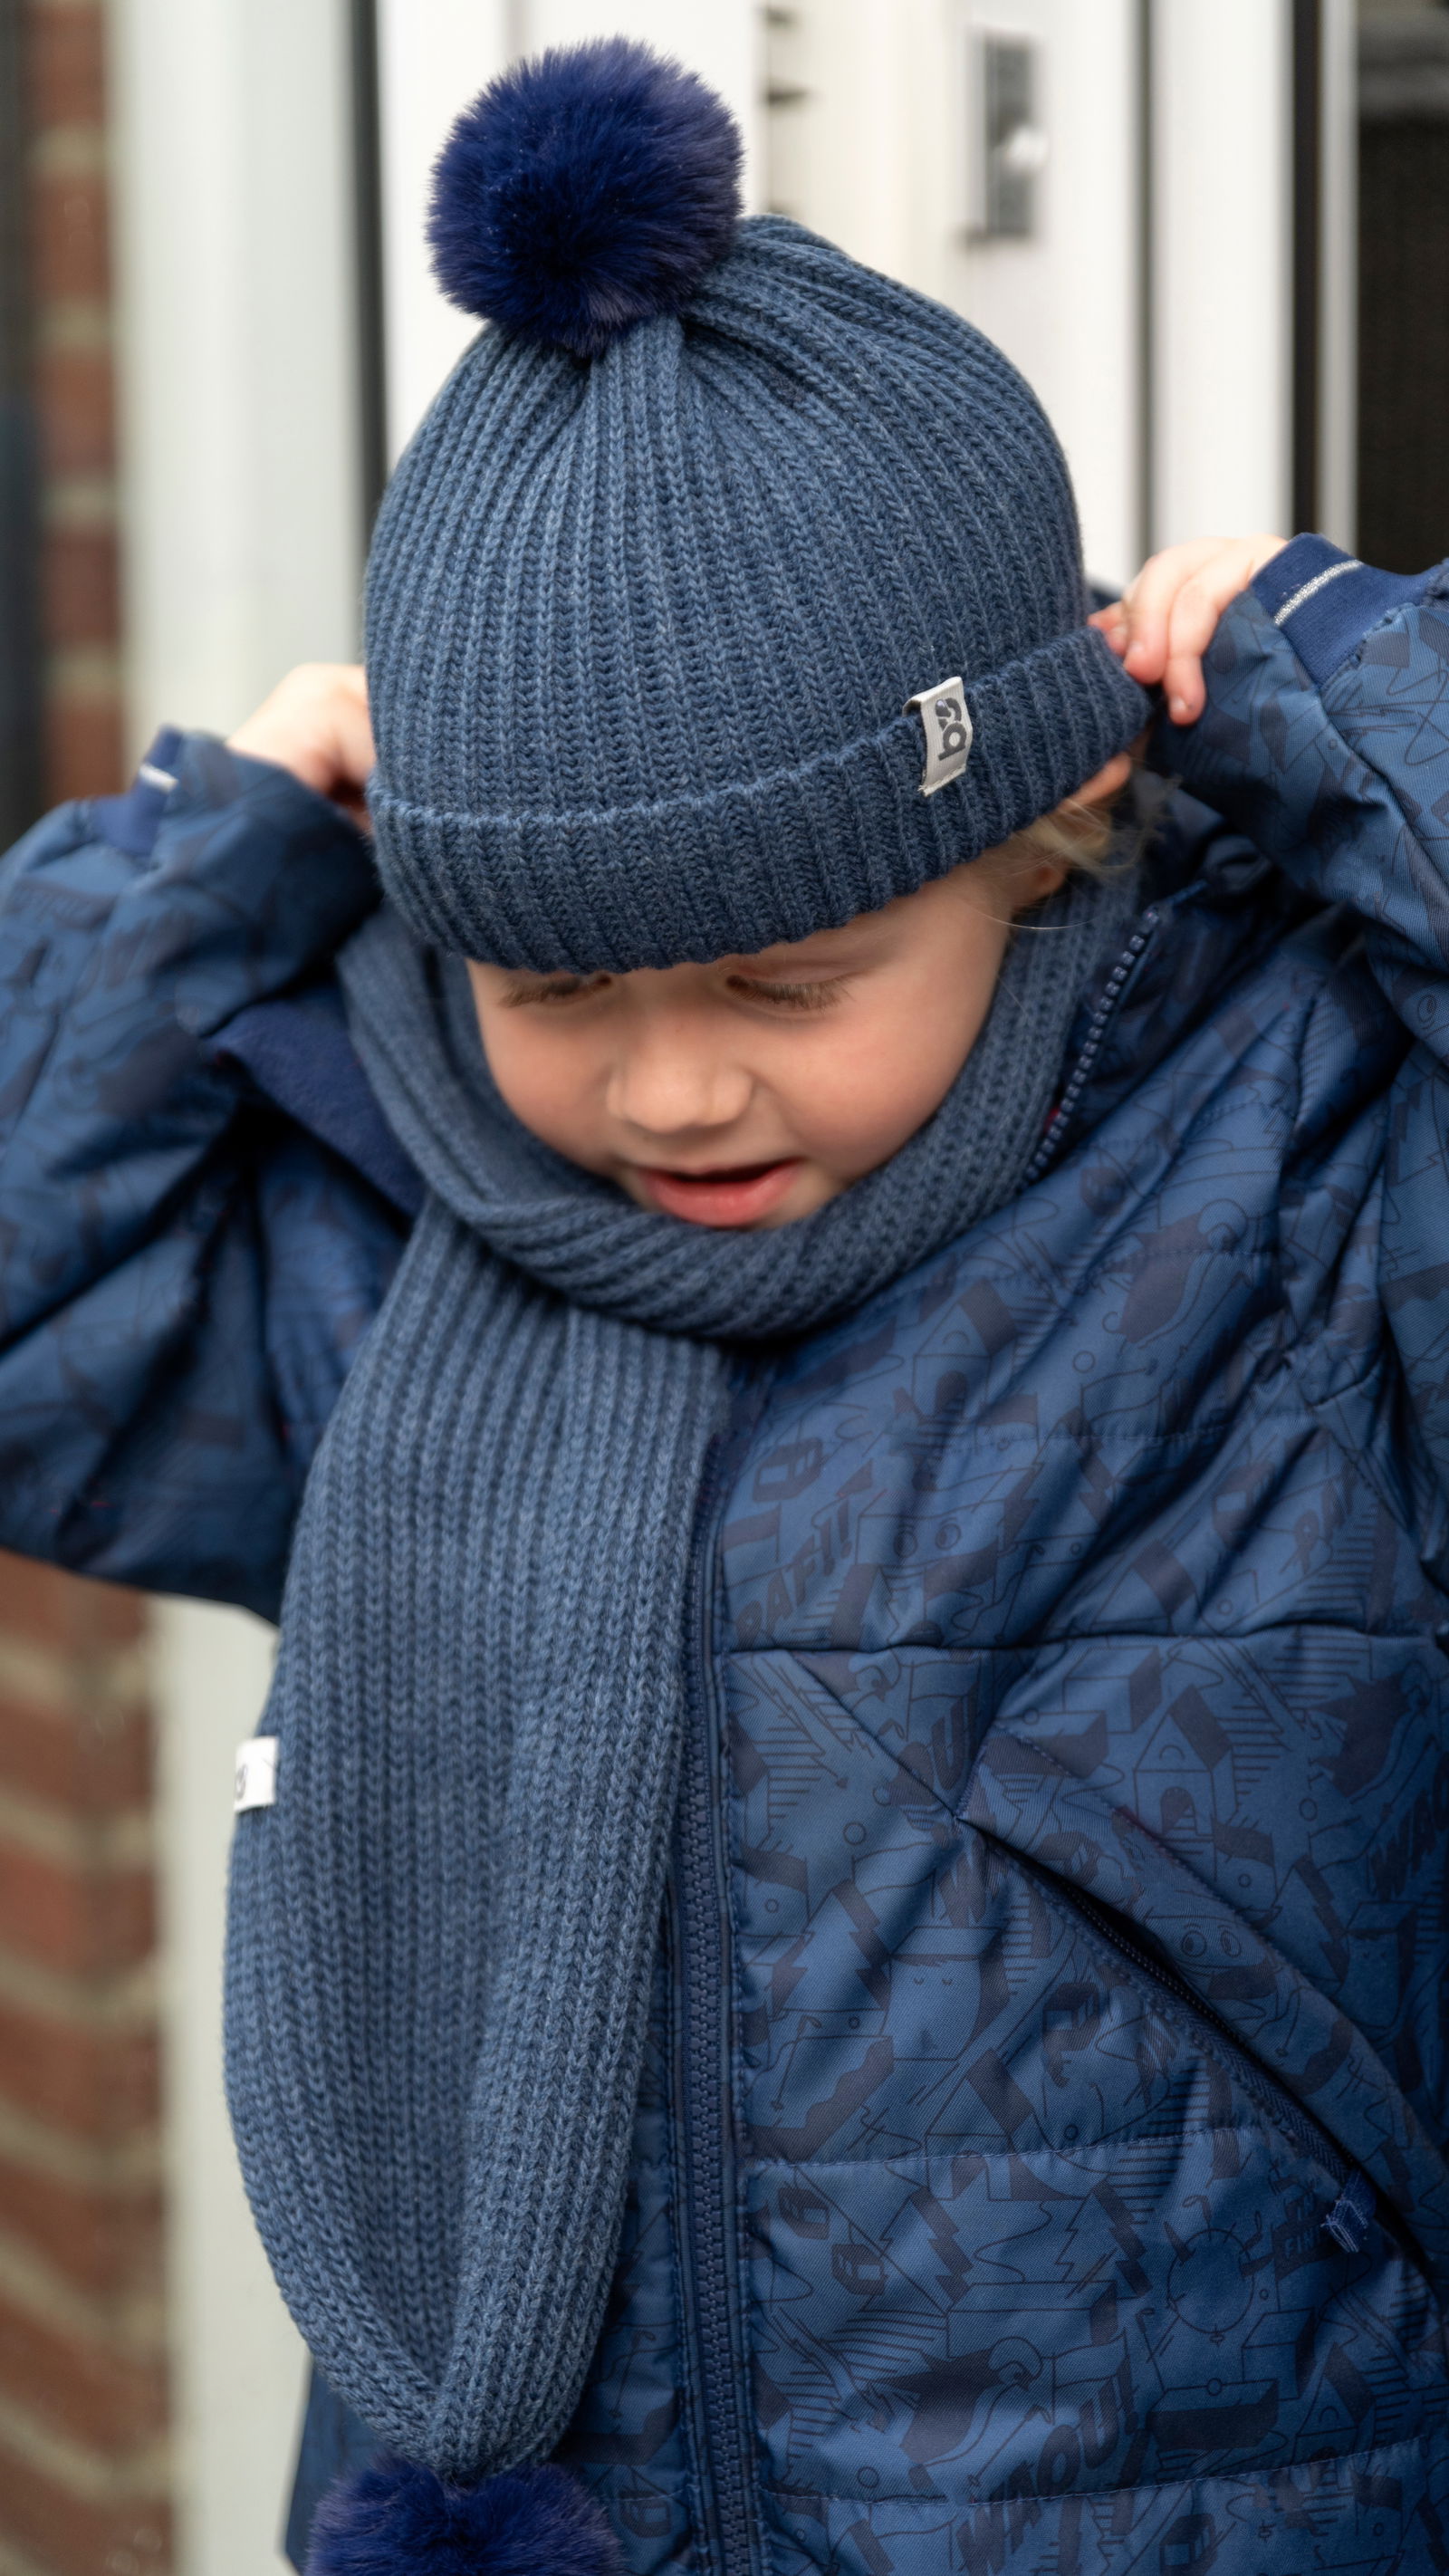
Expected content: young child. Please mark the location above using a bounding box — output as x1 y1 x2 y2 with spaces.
3 37 1448 2576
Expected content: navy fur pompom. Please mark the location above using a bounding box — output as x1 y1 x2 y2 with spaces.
427 39 742 359
305 2458 623 2576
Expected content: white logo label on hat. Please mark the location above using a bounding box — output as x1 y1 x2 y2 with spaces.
905 678 973 796
235 1735 279 1813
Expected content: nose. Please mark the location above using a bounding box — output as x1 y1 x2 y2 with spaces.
605 999 753 1145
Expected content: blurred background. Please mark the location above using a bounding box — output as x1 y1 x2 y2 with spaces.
0 0 1440 2570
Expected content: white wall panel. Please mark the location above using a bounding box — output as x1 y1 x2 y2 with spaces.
1150 0 1293 547
952 0 1142 591
110 0 362 749
151 1604 296 2576
760 0 1143 591
377 0 514 462
760 0 927 281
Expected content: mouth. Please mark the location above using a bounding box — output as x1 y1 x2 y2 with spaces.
633 1157 805 1227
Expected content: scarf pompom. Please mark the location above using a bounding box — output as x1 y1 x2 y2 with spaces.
305 2460 622 2576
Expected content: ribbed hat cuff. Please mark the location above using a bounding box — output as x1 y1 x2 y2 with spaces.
370 625 1151 972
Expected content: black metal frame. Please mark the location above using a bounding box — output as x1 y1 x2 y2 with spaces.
0 0 42 845
1291 0 1323 534
350 0 389 548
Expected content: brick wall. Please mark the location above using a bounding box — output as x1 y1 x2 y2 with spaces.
0 1570 167 2576
0 6 169 2572
29 0 120 797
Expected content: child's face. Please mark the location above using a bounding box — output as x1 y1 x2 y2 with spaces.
468 838 1081 1231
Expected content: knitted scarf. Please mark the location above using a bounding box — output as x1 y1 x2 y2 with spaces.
224 870 1133 2485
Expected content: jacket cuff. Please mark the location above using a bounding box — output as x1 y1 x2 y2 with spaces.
89 726 372 867
86 726 189 858
1250 534 1440 685
83 729 381 1039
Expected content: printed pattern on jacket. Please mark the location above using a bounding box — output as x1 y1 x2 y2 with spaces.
563 570 1449 2574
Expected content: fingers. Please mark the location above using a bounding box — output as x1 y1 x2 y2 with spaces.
228 664 375 813
1118 541 1226 697
1094 534 1289 724
328 667 379 805
1092 595 1148 677
1161 571 1235 723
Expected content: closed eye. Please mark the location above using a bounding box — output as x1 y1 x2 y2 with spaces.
727 976 849 1012
501 974 611 1007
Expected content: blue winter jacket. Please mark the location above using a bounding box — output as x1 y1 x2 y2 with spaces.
4 536 1449 2574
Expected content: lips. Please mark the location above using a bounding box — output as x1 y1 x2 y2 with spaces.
635 1158 804 1227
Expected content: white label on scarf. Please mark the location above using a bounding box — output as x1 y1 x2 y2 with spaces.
235 1735 279 1813
905 678 973 796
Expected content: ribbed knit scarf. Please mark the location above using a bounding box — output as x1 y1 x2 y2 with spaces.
224 870 1133 2486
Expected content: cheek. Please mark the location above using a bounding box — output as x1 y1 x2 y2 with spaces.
785 951 1005 1176
475 1013 609 1160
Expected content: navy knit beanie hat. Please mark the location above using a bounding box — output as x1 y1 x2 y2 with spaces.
364 39 1149 974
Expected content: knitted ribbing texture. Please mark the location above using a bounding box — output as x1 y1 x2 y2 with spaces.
365 217 1148 972
223 870 1137 2485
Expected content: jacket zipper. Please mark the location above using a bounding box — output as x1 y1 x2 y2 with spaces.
671 1433 763 2576
1022 906 1161 1187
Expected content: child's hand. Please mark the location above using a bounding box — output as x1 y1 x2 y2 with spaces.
1090 536 1287 725
228 664 376 825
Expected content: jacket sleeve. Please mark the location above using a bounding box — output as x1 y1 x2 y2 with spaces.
1156 538 1449 1565
0 729 402 1618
